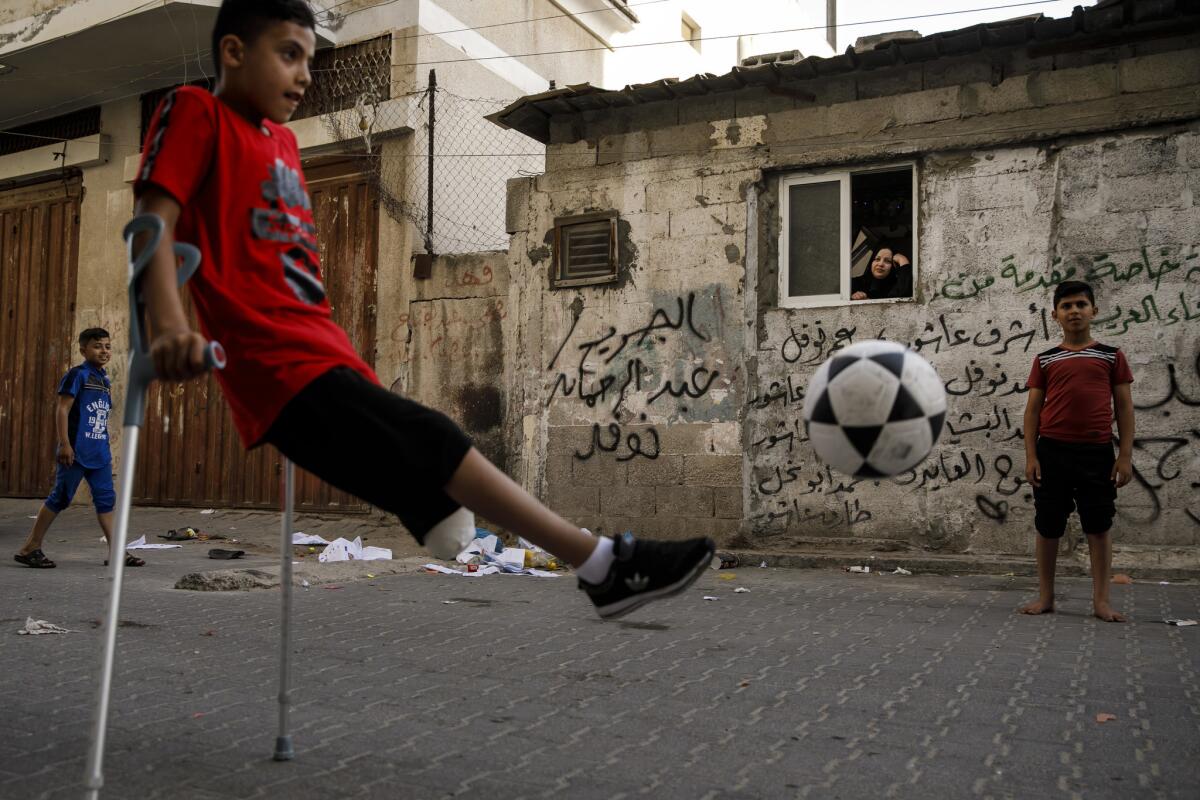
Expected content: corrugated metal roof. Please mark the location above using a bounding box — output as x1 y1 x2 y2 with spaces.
489 0 1199 143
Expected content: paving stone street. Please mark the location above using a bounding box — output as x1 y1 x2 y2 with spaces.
2 506 1198 800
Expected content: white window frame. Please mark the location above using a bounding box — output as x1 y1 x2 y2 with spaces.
777 161 919 310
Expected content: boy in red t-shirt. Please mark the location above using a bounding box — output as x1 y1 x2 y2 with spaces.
1019 280 1135 622
133 0 714 620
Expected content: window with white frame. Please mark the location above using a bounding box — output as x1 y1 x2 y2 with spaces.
778 164 917 308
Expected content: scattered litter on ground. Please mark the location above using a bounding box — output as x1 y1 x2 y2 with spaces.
759 561 768 568
1164 619 1197 626
892 567 913 576
300 580 310 588
703 596 720 601
27 515 37 519
1112 574 1133 585
17 617 71 635
292 532 331 546
199 509 215 515
192 712 206 719
319 536 391 562
125 535 181 550
366 573 375 579
714 552 739 569
738 680 750 687
845 566 870 574
160 528 200 541
454 531 562 574
324 586 343 591
207 549 244 560
423 562 558 578
734 587 750 594
718 573 736 581
201 630 216 636
1095 713 1117 723
442 600 459 604
1160 581 1171 585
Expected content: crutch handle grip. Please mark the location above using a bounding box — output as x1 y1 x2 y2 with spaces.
122 214 228 427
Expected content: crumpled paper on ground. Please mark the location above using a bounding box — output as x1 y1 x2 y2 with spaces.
292 532 331 546
125 535 182 550
318 536 391 562
17 617 71 635
454 533 559 576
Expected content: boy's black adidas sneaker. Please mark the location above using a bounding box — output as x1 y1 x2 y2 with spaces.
580 532 716 620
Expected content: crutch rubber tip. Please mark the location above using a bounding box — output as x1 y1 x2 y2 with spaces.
273 736 295 761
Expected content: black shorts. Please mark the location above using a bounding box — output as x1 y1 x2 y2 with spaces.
264 367 473 542
1032 437 1116 538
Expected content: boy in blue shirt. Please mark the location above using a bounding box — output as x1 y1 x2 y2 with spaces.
13 328 144 569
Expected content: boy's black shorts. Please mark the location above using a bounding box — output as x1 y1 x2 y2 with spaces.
264 367 473 542
1032 436 1117 538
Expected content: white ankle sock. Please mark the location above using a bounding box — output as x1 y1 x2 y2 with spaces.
575 534 615 584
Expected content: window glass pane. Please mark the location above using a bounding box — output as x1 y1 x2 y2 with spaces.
787 181 841 297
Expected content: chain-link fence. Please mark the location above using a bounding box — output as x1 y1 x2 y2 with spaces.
303 36 543 254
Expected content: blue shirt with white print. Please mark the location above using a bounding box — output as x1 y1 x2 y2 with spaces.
58 362 112 468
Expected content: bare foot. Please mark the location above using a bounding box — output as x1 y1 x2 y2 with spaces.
1019 598 1055 615
1093 602 1127 622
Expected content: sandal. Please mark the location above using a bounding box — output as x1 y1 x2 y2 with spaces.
104 553 146 567
14 549 56 569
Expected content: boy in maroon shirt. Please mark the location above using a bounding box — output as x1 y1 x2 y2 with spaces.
133 0 714 620
1019 280 1135 622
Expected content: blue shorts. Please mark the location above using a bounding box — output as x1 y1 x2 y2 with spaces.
45 461 115 514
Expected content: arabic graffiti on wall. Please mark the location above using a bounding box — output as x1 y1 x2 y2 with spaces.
748 310 1200 537
545 290 730 461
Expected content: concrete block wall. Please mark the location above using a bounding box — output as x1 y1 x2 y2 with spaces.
509 42 1200 554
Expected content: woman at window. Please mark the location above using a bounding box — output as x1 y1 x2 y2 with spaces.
851 245 912 300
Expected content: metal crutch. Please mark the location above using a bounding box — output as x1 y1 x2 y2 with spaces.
84 214 226 800
274 458 296 761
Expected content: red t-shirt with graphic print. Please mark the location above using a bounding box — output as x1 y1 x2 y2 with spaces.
1027 342 1134 443
135 87 377 447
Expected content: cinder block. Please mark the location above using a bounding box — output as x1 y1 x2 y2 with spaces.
699 172 753 207
1026 64 1118 107
622 211 670 242
546 483 599 514
959 74 1032 117
627 454 684 485
1119 49 1200 94
855 65 924 101
647 177 702 212
572 456 628 487
1177 132 1200 169
657 423 712 454
648 121 713 159
1101 135 1177 178
600 485 656 516
1103 173 1187 213
762 105 830 146
546 141 596 172
714 487 744 519
670 205 729 238
684 455 742 486
505 177 533 234
656 485 714 517
598 131 650 166
631 516 732 541
923 58 993 90
547 426 601 456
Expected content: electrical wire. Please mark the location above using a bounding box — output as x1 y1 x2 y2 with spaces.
380 1 1066 69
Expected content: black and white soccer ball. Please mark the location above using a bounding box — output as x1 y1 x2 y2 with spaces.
802 340 947 478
